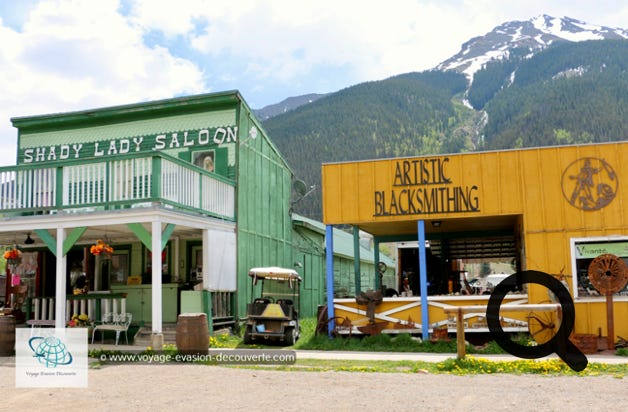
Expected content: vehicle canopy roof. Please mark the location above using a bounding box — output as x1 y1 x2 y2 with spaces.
248 267 302 283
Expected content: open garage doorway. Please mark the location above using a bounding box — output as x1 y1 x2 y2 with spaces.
393 216 523 297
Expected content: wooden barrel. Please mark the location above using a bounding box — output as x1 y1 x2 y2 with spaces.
0 315 16 356
176 313 209 355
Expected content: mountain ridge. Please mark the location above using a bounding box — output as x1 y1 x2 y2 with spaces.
255 15 628 118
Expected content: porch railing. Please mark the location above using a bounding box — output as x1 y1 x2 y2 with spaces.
0 152 235 220
26 293 129 325
27 291 236 330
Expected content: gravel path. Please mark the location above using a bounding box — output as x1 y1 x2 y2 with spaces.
1 363 626 411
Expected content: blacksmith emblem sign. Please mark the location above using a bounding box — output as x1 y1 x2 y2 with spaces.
561 157 617 211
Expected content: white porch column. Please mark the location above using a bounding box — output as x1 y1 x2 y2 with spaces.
202 228 213 332
173 236 180 282
55 228 67 329
202 228 210 289
151 220 163 345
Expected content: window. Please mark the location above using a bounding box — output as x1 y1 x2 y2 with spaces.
109 249 130 285
570 237 628 299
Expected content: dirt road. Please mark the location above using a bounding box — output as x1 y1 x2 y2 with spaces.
1 363 626 411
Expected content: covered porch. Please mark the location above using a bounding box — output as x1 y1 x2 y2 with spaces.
324 216 531 339
1 151 236 347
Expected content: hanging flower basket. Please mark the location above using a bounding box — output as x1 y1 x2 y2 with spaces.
3 248 22 266
90 239 114 257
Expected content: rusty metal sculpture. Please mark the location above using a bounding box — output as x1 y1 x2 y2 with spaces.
588 253 628 350
315 305 354 337
355 290 386 336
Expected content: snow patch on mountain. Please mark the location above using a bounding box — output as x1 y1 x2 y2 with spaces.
436 15 628 81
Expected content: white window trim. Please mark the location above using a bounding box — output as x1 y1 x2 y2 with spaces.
570 235 628 301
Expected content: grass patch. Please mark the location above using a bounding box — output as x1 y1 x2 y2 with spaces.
224 357 627 377
236 317 528 355
434 357 627 377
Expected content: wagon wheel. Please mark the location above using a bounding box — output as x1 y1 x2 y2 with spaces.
377 261 387 274
588 254 628 350
527 300 559 345
324 316 353 337
587 254 628 295
315 306 353 337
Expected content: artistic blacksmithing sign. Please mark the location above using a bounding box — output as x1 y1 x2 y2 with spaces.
373 157 480 217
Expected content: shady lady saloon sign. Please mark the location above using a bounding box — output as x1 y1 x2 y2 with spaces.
19 127 238 164
373 157 480 217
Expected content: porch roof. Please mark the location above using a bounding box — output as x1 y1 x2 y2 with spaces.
0 205 235 250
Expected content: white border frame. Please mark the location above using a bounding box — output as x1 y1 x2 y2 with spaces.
569 235 628 302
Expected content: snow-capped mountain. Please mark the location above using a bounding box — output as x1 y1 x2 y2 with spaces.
436 15 628 80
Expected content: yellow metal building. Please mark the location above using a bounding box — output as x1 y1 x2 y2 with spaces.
321 142 628 342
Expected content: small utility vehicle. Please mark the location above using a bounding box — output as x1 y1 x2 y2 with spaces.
243 267 302 345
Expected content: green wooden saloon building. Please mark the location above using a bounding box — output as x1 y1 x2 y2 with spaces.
0 91 308 346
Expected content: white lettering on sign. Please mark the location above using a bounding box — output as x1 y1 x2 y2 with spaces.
60 145 70 160
154 134 166 150
133 136 143 151
183 131 193 147
107 140 118 155
213 127 238 144
169 133 180 148
23 144 83 162
94 142 104 156
119 139 130 154
21 127 237 164
72 144 83 158
198 129 210 145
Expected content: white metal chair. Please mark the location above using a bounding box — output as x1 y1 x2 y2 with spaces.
91 312 132 346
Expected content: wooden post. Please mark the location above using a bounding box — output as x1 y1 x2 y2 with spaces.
444 303 560 360
606 292 614 350
4 267 10 309
456 307 466 359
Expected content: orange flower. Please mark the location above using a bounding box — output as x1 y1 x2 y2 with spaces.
90 240 113 256
3 248 21 260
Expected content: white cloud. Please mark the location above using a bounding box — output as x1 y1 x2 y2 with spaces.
129 1 518 88
0 0 206 165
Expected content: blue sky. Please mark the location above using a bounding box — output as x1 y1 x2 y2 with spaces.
0 0 626 165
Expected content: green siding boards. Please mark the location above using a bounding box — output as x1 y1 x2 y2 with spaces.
18 110 235 148
234 105 295 318
292 221 326 317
